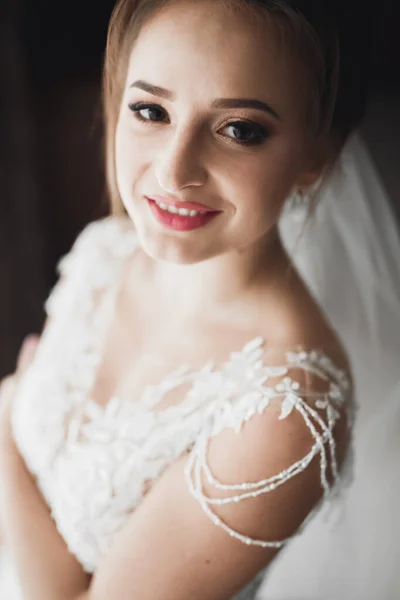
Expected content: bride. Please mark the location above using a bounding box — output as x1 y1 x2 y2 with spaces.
1 1 398 599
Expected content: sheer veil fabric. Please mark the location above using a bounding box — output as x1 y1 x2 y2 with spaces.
258 133 400 599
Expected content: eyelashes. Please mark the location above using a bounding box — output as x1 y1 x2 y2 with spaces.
129 102 164 124
127 102 270 147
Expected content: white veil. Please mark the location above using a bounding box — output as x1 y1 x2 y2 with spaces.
259 132 400 599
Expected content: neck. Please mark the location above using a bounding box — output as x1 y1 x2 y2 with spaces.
149 227 290 320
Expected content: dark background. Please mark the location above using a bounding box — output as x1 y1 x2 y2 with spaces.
0 0 399 377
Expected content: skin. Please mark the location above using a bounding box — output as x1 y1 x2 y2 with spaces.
0 2 350 599
115 0 326 317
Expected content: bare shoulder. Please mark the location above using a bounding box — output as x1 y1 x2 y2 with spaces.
254 270 353 462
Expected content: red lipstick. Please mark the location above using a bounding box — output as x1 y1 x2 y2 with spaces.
145 196 222 232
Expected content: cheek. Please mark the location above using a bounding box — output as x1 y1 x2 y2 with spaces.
228 148 302 218
115 122 134 181
115 118 146 194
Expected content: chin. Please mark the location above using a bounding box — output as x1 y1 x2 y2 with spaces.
124 198 226 264
136 225 220 265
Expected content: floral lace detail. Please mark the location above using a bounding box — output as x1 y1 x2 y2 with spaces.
184 338 351 549
11 217 353 575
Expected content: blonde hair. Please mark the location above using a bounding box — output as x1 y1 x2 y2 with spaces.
102 0 369 215
103 0 171 214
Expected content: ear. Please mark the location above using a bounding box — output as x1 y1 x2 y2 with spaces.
294 143 331 192
295 169 323 191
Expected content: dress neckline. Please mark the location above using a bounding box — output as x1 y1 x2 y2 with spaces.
74 218 351 418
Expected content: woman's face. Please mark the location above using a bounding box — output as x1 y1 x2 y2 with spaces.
115 0 322 264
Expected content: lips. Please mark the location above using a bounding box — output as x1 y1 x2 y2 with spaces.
147 198 221 232
146 195 217 214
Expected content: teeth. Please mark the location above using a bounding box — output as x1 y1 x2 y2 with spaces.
155 201 201 217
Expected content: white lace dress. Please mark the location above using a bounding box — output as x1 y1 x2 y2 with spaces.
1 217 354 599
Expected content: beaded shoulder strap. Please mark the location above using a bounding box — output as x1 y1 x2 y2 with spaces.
185 338 352 548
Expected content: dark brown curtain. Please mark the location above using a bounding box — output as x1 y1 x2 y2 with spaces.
0 0 46 378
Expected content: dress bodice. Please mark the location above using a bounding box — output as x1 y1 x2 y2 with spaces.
10 217 354 599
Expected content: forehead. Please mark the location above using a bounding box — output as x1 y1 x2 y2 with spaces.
125 0 309 125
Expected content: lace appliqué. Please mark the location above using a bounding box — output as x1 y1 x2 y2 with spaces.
185 338 352 549
11 217 353 574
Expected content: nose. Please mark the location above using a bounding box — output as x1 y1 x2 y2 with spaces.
154 127 207 193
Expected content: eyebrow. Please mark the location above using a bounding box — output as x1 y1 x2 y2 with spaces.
130 79 281 121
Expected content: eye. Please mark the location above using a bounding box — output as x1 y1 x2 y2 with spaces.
128 102 168 124
221 121 269 146
128 102 269 147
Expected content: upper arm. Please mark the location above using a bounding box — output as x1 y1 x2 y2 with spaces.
87 364 350 600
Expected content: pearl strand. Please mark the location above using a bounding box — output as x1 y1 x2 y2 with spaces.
185 450 290 549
